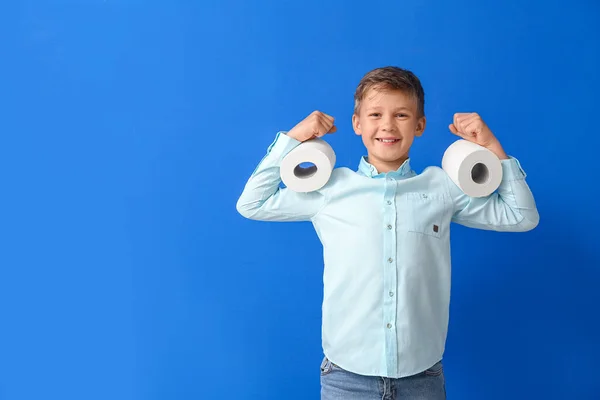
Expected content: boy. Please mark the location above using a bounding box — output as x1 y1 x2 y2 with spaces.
236 66 539 400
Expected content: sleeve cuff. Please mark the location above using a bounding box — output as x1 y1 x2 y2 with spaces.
500 156 527 181
266 131 303 160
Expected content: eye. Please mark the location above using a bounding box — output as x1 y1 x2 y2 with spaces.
369 113 381 117
396 113 408 118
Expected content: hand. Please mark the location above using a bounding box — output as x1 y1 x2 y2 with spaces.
286 111 337 142
449 113 508 159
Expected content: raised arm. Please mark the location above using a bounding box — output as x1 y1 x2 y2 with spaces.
236 131 325 222
445 113 539 231
236 111 337 222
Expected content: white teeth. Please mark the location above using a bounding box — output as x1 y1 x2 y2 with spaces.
378 139 398 143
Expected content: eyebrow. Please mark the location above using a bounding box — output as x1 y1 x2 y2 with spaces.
365 106 411 111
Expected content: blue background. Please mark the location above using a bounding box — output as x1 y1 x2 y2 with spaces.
1 1 599 399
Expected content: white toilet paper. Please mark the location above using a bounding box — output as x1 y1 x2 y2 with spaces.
442 139 503 197
280 138 336 192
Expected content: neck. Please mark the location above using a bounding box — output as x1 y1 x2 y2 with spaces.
368 155 409 174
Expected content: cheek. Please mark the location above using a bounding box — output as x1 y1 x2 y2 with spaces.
364 122 379 135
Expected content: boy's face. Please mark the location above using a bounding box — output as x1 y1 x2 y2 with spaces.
352 88 426 173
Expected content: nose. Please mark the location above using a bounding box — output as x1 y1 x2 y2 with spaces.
381 116 396 132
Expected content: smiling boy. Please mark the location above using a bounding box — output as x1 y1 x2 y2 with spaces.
236 66 539 399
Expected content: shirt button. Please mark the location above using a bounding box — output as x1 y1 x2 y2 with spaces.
389 291 394 297
388 258 393 263
387 323 392 329
387 200 392 205
387 224 392 230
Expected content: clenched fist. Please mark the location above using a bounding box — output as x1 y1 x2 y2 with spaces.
286 111 337 143
449 113 508 159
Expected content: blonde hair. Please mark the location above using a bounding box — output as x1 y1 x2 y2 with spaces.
353 66 425 118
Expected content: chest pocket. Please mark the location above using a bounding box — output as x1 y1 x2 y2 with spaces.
406 192 447 239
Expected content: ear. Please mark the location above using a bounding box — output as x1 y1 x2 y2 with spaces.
415 116 426 137
352 113 362 135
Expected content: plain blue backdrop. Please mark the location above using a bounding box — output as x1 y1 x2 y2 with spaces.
1 1 599 399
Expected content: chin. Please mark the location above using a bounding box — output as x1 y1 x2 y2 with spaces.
379 151 408 161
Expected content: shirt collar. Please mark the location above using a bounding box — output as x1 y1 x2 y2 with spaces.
357 156 415 179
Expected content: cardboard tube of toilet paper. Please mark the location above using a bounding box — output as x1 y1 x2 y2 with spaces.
280 138 336 192
442 139 503 197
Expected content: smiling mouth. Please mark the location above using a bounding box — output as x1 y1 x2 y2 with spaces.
376 138 400 143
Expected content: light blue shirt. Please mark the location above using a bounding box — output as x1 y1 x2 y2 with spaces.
236 131 539 378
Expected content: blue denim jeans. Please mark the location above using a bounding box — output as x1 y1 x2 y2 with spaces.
320 357 446 400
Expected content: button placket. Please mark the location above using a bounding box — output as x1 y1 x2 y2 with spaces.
382 175 398 376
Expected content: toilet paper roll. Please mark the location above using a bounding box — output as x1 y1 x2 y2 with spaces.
280 138 336 192
442 139 503 197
